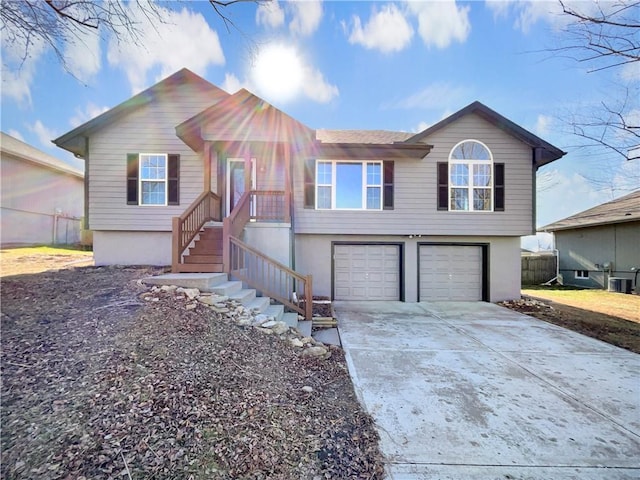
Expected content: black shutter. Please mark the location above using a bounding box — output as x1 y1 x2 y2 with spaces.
304 159 315 209
494 163 505 211
437 162 448 210
168 154 180 205
383 161 394 210
127 153 139 205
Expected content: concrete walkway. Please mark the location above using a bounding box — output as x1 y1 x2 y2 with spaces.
335 301 640 480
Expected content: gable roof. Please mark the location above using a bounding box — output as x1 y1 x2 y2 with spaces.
405 101 565 167
176 88 315 151
54 68 228 158
540 190 640 232
1 132 83 178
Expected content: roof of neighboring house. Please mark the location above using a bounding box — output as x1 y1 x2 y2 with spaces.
177 88 315 151
317 129 413 144
405 101 566 167
1 132 83 178
54 68 228 158
540 190 640 232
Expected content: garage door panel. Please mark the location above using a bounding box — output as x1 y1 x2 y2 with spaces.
334 244 400 301
419 245 483 301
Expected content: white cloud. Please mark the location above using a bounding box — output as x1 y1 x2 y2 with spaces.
408 0 471 48
107 4 225 94
534 114 553 136
393 82 471 110
0 29 46 105
63 27 101 82
256 0 285 28
238 43 338 104
28 120 58 149
346 4 414 54
301 65 339 103
620 62 640 82
289 0 323 36
222 72 245 94
7 129 25 142
70 102 110 128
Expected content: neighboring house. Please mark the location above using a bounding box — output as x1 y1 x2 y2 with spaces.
1 132 85 247
540 191 640 291
54 68 564 311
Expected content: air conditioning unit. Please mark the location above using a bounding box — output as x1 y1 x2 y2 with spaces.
608 277 632 294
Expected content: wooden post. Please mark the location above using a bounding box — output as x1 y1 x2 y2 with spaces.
203 142 212 193
171 216 181 272
222 217 230 273
305 275 313 321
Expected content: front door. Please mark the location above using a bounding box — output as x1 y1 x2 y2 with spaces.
226 157 256 216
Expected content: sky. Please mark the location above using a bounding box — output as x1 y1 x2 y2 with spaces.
1 0 638 247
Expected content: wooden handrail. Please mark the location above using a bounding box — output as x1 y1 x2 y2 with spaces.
172 191 221 272
228 235 313 320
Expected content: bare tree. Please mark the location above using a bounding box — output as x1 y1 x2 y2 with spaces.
552 1 639 160
1 0 261 73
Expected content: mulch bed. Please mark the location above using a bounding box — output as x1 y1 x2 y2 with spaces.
1 266 384 479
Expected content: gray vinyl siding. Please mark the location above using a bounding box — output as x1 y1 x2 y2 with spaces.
89 85 218 231
293 113 535 236
555 222 640 288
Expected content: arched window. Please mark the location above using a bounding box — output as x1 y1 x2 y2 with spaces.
448 140 493 211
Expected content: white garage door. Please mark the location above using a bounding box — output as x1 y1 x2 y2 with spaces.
419 245 483 301
334 244 400 301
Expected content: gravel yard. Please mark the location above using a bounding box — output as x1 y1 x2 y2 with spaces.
1 262 384 479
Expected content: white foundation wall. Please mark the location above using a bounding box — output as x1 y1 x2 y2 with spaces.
94 231 172 266
294 234 521 302
243 223 292 267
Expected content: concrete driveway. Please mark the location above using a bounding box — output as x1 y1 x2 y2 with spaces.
335 301 640 480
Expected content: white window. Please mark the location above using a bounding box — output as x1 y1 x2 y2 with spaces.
575 270 589 279
449 140 493 211
139 154 167 205
316 161 382 210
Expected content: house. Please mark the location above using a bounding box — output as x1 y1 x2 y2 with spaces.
53 68 565 315
1 132 85 247
540 190 640 291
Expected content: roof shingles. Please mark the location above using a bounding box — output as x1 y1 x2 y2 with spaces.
540 190 640 231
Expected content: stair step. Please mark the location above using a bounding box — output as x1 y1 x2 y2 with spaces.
142 272 228 291
210 281 243 296
297 321 312 337
282 312 299 329
244 296 270 313
263 304 284 322
198 230 223 239
184 254 223 264
192 240 223 250
313 327 341 346
176 263 224 273
229 288 256 304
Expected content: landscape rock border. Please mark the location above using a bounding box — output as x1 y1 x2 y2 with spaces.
143 284 333 360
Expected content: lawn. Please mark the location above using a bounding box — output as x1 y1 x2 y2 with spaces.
522 285 640 323
0 245 93 276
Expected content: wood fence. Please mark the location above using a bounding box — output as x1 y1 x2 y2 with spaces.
521 254 557 285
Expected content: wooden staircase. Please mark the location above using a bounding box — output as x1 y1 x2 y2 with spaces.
180 226 224 273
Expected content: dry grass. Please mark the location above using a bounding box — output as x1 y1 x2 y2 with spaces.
1 246 93 277
522 286 640 323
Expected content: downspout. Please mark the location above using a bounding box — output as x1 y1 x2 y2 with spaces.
288 145 296 271
83 136 90 231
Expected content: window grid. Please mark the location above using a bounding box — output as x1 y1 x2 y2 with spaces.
315 160 383 210
139 154 168 206
449 140 493 212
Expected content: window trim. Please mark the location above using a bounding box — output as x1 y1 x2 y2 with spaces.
139 153 168 206
448 139 494 212
315 160 384 211
575 270 589 279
